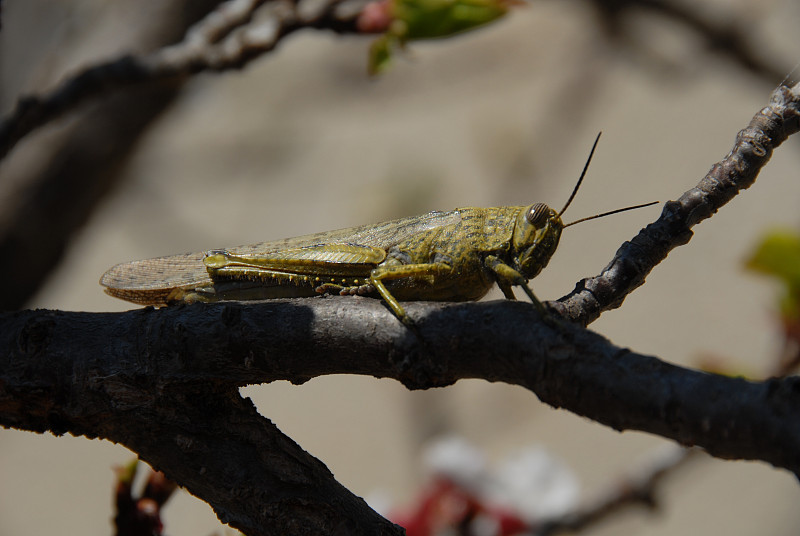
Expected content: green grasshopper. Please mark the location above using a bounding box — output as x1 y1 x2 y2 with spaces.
101 134 656 324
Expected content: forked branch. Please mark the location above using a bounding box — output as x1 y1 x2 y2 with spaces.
1 85 799 535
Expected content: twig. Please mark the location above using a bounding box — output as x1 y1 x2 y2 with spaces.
114 460 178 536
552 82 800 326
636 0 788 82
587 0 788 83
2 0 790 164
535 447 699 535
0 0 367 161
0 0 368 309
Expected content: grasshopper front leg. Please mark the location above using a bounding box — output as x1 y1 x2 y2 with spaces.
484 255 546 315
370 261 452 324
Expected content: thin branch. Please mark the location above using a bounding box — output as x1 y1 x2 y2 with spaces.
535 447 699 535
0 0 368 161
635 0 788 82
553 82 800 326
587 0 789 83
2 0 791 164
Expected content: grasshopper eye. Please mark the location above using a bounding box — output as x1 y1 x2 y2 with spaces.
526 203 550 227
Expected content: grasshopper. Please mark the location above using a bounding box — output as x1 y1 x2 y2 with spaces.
101 134 656 324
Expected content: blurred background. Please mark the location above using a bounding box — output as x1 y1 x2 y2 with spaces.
2 0 800 534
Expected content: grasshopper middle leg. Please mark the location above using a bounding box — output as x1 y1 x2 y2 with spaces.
484 255 546 315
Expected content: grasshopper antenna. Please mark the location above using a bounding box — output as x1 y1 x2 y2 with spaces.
564 201 659 228
558 132 602 218
558 132 658 227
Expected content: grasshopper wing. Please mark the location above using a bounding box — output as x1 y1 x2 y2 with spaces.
217 210 462 256
101 210 462 306
100 252 210 306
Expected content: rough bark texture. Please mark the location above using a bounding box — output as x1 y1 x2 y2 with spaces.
1 8 799 534
3 299 800 483
553 83 800 325
1 303 404 535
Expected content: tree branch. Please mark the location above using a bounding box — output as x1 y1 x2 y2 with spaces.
0 0 368 161
536 447 700 535
636 0 789 82
553 82 800 326
0 306 403 535
2 82 800 533
3 297 800 477
2 0 791 166
588 0 790 83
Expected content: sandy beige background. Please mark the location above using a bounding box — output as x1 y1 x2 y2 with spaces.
2 0 800 534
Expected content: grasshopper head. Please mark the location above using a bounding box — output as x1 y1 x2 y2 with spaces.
508 134 657 284
512 202 564 279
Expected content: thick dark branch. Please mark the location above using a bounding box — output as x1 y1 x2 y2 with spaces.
553 82 800 326
0 305 402 535
0 0 367 161
3 298 800 478
116 388 402 536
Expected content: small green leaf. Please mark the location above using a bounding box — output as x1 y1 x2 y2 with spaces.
362 0 514 74
746 229 800 320
395 0 510 40
368 35 396 76
746 229 800 290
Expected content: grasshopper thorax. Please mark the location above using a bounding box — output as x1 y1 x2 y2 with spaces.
512 202 564 279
